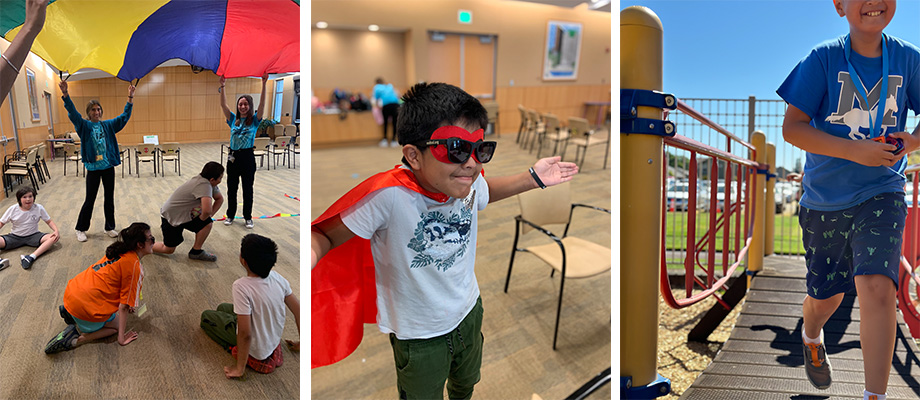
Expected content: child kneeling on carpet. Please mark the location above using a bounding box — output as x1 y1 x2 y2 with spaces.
45 223 152 354
0 186 60 270
200 234 300 379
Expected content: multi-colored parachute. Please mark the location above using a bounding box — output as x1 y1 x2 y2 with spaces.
0 0 299 80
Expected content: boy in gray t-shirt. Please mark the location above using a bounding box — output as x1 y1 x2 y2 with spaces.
152 161 224 261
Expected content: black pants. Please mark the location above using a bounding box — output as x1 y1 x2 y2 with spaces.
226 148 256 220
76 167 115 231
382 103 399 142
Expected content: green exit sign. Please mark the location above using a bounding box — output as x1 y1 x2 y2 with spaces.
458 10 472 24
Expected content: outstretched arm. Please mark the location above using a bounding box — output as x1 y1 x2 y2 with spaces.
283 294 300 351
486 156 578 203
0 0 49 106
311 215 356 269
218 76 233 121
256 74 268 121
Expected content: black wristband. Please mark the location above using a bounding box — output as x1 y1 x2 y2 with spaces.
529 167 546 189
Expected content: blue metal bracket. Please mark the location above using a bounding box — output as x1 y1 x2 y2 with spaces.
621 89 678 137
620 374 671 399
755 167 777 181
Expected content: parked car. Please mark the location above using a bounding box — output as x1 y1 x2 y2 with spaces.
666 180 710 211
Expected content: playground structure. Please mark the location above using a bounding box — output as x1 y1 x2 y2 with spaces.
622 5 920 399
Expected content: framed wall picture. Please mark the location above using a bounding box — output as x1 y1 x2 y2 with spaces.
25 68 40 121
542 20 583 81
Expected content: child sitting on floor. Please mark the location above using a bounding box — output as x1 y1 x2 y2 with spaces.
200 233 300 379
0 186 60 270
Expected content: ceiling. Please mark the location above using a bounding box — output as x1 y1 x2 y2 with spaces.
507 0 611 12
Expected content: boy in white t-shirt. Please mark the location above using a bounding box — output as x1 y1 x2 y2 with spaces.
311 82 579 399
200 234 300 379
0 186 59 270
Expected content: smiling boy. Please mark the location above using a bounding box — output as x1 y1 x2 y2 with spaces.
311 82 578 399
0 186 59 270
778 1 920 398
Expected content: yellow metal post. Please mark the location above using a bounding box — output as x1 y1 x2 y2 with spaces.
765 142 776 256
621 5 663 391
748 131 767 273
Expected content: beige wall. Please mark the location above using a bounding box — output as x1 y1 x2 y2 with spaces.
47 67 298 146
311 0 611 87
312 29 408 91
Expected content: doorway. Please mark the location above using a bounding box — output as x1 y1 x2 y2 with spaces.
427 32 496 99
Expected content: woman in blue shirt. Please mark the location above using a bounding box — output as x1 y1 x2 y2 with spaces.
59 80 134 242
219 74 267 229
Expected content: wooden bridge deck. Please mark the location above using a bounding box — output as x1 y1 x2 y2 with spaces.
682 255 920 399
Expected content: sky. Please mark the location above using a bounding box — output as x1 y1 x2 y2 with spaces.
618 0 920 100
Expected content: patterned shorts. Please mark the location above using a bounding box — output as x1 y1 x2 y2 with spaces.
800 192 905 300
231 342 284 374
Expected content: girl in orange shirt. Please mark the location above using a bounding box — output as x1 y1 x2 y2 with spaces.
44 222 154 354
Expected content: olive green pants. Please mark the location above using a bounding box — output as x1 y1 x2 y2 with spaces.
389 297 484 400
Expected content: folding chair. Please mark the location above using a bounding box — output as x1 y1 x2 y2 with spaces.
159 142 181 176
63 143 84 177
135 144 158 177
504 182 611 349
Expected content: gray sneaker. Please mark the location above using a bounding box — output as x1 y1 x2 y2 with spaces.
803 341 832 389
0 258 10 272
188 250 217 262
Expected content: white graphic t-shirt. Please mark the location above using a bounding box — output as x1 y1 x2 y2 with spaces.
341 172 489 339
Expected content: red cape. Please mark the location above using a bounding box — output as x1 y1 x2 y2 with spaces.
311 167 449 368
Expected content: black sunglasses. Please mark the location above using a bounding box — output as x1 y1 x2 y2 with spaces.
422 138 497 164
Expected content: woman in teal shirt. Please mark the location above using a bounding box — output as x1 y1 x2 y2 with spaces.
219 74 267 229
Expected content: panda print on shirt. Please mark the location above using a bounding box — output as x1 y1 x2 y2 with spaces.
406 190 476 272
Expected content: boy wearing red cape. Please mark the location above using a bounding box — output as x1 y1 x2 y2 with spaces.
311 82 578 399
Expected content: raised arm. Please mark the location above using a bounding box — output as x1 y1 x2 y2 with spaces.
108 83 135 133
218 76 233 121
256 73 268 121
486 156 578 203
59 80 86 127
311 215 356 269
0 0 49 106
283 294 300 351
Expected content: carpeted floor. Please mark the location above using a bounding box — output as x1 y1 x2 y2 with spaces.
0 142 300 398
310 133 611 399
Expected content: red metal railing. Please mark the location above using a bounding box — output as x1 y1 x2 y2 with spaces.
899 166 920 337
660 100 764 309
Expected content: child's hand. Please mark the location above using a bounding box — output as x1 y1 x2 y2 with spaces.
49 231 59 242
118 330 138 346
533 156 579 187
285 339 300 352
889 131 919 160
845 139 900 167
224 365 245 379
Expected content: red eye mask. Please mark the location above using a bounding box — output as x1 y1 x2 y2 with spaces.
426 126 496 164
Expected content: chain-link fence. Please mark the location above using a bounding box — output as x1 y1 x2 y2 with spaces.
667 97 920 256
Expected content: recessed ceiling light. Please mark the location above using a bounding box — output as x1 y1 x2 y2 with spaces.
316 21 328 29
368 24 380 32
